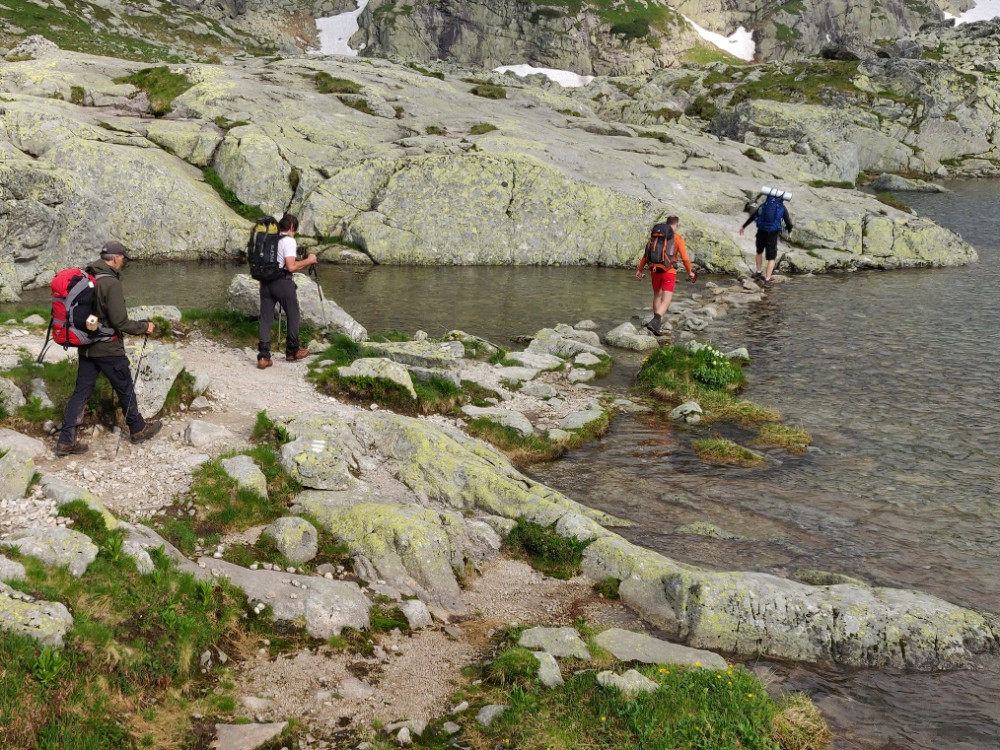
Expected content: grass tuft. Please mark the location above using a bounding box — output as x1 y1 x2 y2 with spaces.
504 518 590 579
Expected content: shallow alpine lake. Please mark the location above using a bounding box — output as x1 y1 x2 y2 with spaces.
7 179 999 749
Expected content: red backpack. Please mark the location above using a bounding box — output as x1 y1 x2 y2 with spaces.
37 268 117 362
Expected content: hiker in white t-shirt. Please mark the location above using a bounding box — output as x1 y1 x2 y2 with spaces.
256 213 318 368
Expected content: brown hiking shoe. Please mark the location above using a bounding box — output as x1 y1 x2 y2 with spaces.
130 419 162 445
286 348 310 362
54 441 88 457
257 357 273 369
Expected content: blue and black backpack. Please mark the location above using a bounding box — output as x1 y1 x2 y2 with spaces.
756 194 786 233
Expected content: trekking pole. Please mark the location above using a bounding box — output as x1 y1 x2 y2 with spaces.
115 333 149 457
308 264 329 327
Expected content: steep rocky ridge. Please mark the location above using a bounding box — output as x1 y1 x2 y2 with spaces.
0 37 978 303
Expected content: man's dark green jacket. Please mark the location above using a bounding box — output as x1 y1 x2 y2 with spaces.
83 260 148 358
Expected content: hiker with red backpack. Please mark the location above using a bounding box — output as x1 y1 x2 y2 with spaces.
53 241 161 456
739 187 793 287
636 215 696 336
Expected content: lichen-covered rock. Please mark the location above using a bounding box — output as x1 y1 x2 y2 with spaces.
518 626 590 659
0 377 26 411
40 476 119 530
0 582 74 647
220 454 268 498
582 535 999 670
0 448 34 502
126 341 185 418
461 405 534 437
338 358 417 400
308 501 466 611
527 328 607 360
1 527 98 577
261 516 319 564
595 628 726 669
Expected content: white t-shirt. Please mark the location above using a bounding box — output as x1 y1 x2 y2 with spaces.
278 234 297 271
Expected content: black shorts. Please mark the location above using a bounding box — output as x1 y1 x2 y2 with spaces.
755 230 780 261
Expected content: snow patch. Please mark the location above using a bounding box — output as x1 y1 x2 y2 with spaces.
315 0 371 56
494 64 594 88
685 16 756 62
953 0 1000 23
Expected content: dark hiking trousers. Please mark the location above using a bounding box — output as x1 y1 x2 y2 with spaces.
58 354 145 445
258 276 301 359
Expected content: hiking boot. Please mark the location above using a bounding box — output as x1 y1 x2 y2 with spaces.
286 348 310 362
130 419 162 445
257 357 273 370
762 277 774 288
644 320 662 336
752 271 764 281
54 441 88 457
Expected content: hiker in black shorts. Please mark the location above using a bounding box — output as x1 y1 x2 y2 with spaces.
739 190 793 287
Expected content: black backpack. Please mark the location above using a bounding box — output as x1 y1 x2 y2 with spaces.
644 223 677 270
247 217 285 282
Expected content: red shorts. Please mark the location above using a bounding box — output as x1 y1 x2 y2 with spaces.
650 269 677 292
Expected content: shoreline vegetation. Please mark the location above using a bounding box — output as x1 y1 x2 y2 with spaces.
0 305 833 749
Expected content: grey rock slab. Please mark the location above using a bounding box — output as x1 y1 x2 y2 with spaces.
127 304 182 322
573 352 602 366
476 704 508 727
261 516 318 564
211 722 287 750
399 598 433 629
1 527 98 577
519 381 558 399
527 328 607 359
505 350 564 371
567 368 596 383
0 428 45 459
0 447 34 501
123 541 155 574
518 626 590 659
184 419 237 449
365 339 465 369
603 322 659 351
0 582 74 647
533 651 564 687
228 273 367 341
461 405 534 437
0 554 26 581
338 676 375 700
220 454 268 498
126 341 185 418
494 366 539 383
597 669 659 695
280 435 360 492
0 377 26 410
29 379 54 409
558 408 605 431
668 401 703 420
198 557 370 638
595 628 727 669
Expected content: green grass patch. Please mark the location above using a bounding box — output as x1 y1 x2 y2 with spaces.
692 436 765 466
465 418 566 464
307 335 502 417
682 42 745 65
730 60 860 107
753 423 811 454
154 445 299 554
114 66 192 116
874 192 912 213
470 84 507 99
201 168 265 221
339 96 376 115
0 514 262 749
684 95 717 120
425 125 445 135
808 179 855 189
503 518 590 579
470 653 820 749
637 343 745 395
557 108 583 117
469 122 498 135
405 62 445 80
314 72 361 94
744 147 766 162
